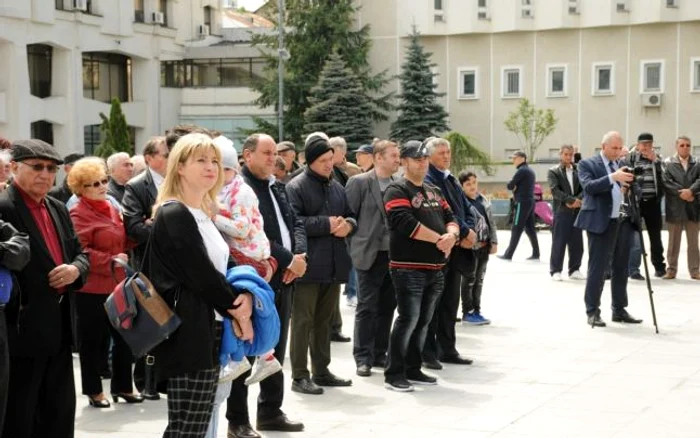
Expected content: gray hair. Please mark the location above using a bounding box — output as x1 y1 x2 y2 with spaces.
0 150 11 165
106 152 130 172
677 135 692 144
426 137 450 156
559 144 574 153
601 131 622 146
328 137 347 150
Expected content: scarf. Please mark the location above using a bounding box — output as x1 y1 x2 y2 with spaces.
81 196 113 219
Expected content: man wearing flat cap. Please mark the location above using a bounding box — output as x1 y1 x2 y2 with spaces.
286 133 356 395
355 144 375 172
277 141 300 182
383 141 459 392
48 152 85 204
0 139 89 438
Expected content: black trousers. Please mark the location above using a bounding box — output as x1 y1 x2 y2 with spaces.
584 219 633 316
639 198 666 273
549 208 584 275
461 248 490 315
353 252 396 367
2 346 76 438
385 269 443 382
74 293 134 395
0 309 8 434
226 284 292 425
423 257 465 362
504 200 540 258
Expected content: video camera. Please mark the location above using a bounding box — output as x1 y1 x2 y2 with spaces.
622 166 645 179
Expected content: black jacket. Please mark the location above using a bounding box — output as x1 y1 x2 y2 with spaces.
108 178 126 203
0 184 89 357
48 180 72 204
286 168 356 284
122 169 157 268
145 201 239 381
425 164 475 238
547 164 582 213
663 155 700 222
332 165 350 187
240 166 307 291
507 163 536 203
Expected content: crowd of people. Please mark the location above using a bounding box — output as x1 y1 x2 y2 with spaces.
0 124 697 438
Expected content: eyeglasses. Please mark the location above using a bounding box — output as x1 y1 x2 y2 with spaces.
83 178 109 189
21 162 59 173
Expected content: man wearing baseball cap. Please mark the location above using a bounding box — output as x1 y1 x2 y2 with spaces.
382 140 459 392
355 144 374 172
0 139 89 438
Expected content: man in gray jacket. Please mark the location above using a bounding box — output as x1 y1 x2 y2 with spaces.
345 140 401 377
663 136 700 280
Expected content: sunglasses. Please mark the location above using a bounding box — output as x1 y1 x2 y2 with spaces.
678 144 691 148
21 162 59 173
83 178 109 189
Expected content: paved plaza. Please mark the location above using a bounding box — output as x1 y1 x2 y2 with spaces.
75 230 700 438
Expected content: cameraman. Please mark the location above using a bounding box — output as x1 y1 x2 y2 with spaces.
623 133 666 278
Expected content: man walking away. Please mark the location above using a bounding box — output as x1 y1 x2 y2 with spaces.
499 151 540 261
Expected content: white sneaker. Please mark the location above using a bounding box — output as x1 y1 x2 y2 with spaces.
218 358 251 383
346 296 357 307
244 356 283 386
569 270 586 280
552 272 563 281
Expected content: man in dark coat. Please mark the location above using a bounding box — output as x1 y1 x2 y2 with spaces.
286 133 356 395
663 135 700 280
48 153 83 204
1 139 89 438
226 133 307 438
106 152 134 203
499 150 540 260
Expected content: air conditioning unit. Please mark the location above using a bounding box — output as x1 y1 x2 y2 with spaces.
568 0 580 14
73 0 88 11
522 6 534 18
642 93 662 107
198 24 210 37
616 2 629 12
478 7 491 20
666 0 678 7
152 11 165 24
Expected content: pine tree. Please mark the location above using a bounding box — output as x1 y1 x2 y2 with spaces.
304 51 375 149
390 27 450 143
246 0 392 144
95 98 132 157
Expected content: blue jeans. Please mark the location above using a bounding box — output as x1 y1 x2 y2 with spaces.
344 267 357 298
628 231 642 276
385 269 444 382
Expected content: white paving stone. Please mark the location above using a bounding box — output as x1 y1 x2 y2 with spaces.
74 230 700 437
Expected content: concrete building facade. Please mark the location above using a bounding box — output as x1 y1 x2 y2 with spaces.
358 0 700 159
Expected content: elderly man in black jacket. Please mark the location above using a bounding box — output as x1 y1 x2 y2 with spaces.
286 133 357 395
48 153 84 203
226 133 307 438
663 136 700 280
1 140 89 438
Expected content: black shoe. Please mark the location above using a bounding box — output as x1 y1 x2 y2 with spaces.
384 379 414 392
654 270 665 278
497 255 512 261
406 371 438 386
356 364 371 377
141 391 160 401
111 392 145 404
587 314 606 327
422 359 443 370
331 332 351 343
87 396 111 408
526 255 540 261
291 377 324 395
630 273 645 281
605 272 612 280
257 414 304 432
372 356 387 368
100 370 112 380
227 423 261 438
312 372 352 387
440 355 473 365
612 312 643 324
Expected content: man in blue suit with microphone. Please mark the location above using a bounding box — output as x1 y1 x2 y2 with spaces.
575 131 644 327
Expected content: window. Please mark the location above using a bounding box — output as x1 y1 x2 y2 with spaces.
457 67 478 99
82 52 133 103
203 6 212 26
134 0 144 22
55 0 66 10
641 60 664 93
31 121 54 146
693 146 700 156
691 58 700 92
505 148 520 159
159 0 168 26
27 44 53 98
666 0 678 7
592 62 614 96
434 0 443 10
502 66 522 98
160 58 266 88
478 0 487 6
547 64 567 97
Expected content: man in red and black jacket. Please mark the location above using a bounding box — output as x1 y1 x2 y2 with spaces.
383 140 459 393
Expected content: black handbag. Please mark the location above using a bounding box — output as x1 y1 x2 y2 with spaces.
104 254 181 359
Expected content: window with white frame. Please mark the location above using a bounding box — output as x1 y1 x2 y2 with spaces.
547 64 567 97
502 66 522 98
691 58 700 92
592 62 614 95
458 67 478 99
641 60 664 93
434 0 443 10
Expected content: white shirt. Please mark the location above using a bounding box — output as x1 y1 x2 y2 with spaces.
600 152 622 219
269 178 293 252
565 166 574 192
187 206 230 321
149 168 164 193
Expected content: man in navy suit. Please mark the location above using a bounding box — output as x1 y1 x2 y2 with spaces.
575 131 643 327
